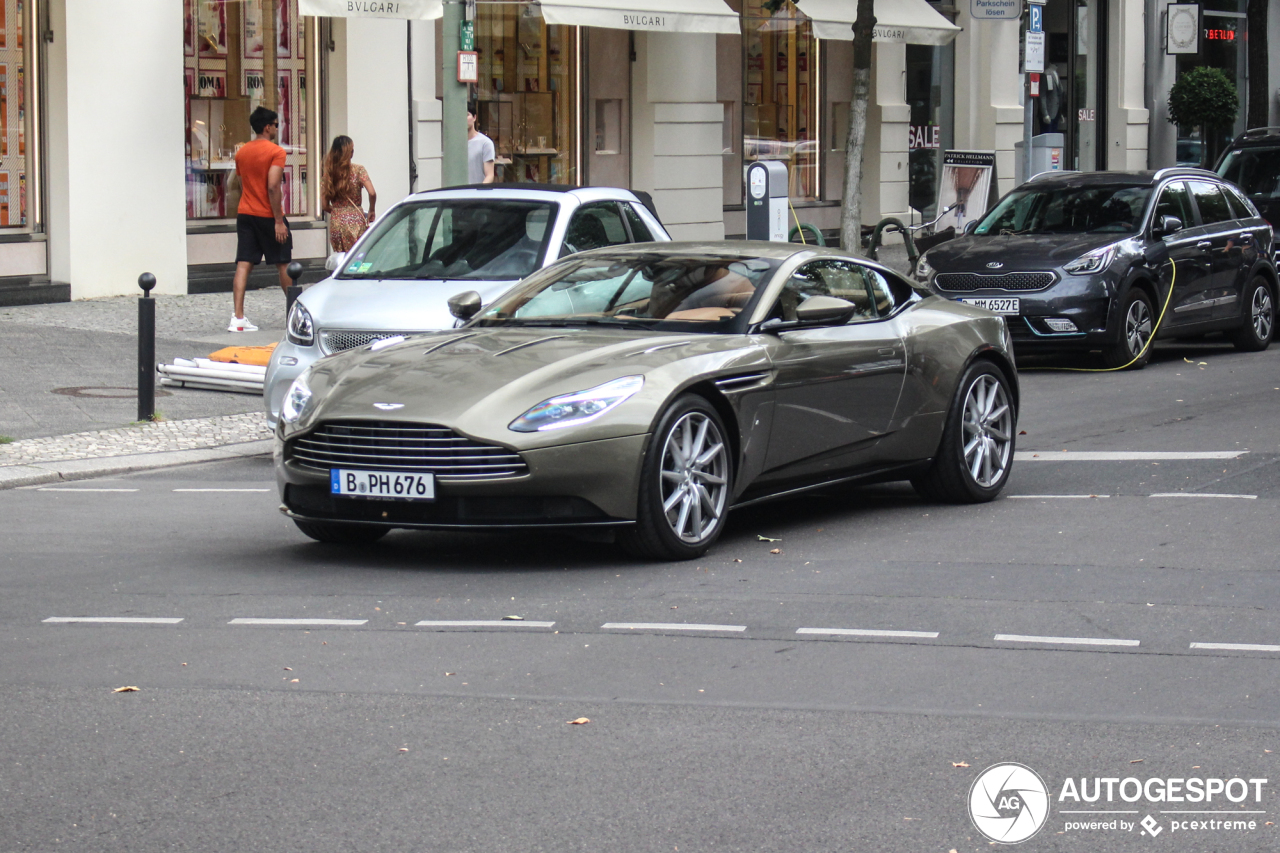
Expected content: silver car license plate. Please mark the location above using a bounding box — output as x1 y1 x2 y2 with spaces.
330 469 435 501
960 297 1020 315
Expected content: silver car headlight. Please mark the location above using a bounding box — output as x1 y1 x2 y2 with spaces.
1064 242 1119 275
287 302 315 346
509 375 644 433
280 371 314 424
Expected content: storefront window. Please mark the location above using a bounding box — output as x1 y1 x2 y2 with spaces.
906 44 944 216
182 1 315 221
1175 1 1246 167
1035 0 1104 172
742 0 818 201
0 0 35 230
472 5 578 184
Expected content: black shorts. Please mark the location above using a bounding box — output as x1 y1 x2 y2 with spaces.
236 214 293 265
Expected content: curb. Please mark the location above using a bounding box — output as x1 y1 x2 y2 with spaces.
0 439 275 490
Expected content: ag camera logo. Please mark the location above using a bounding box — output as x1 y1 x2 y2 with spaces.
969 763 1050 844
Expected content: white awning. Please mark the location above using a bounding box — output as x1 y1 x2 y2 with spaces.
797 0 961 45
299 0 443 20
538 0 740 34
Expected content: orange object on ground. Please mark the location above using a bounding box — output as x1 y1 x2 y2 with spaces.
207 343 278 366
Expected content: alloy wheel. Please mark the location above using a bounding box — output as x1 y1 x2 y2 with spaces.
960 374 1013 488
659 411 729 543
1125 299 1153 357
1251 286 1273 341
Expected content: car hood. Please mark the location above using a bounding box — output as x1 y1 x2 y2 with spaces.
299 277 522 332
292 327 769 449
924 232 1130 271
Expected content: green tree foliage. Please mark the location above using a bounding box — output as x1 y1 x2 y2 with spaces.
1167 66 1239 131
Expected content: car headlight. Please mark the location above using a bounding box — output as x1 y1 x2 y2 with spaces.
509 375 644 433
1064 243 1119 275
280 371 314 424
914 253 935 282
287 302 314 346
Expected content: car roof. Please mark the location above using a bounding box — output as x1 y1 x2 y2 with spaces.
404 184 661 221
1226 127 1280 148
1025 169 1222 188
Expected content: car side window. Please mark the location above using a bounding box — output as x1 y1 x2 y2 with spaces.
1220 183 1258 219
1188 181 1233 225
1153 181 1193 228
624 203 654 242
561 202 630 257
768 260 879 323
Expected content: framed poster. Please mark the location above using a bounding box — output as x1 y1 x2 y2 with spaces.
277 0 291 58
282 165 293 215
1166 4 1198 54
244 0 264 58
0 1 7 50
197 0 228 57
197 70 226 98
0 171 11 227
277 70 291 146
935 150 997 233
299 165 307 216
184 0 196 56
298 70 306 140
746 83 761 105
18 170 24 225
244 68 267 104
775 82 787 105
0 65 7 158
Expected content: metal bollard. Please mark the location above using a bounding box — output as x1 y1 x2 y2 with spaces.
137 273 157 422
285 261 304 316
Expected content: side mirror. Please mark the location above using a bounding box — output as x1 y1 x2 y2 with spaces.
1154 215 1183 237
447 290 483 321
324 251 347 272
794 295 857 324
963 220 979 235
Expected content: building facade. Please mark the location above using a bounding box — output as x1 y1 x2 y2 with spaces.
1 0 1275 304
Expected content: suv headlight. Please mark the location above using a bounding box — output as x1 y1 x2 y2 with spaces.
1064 243 1119 275
509 376 644 433
914 253 935 283
287 302 315 346
280 371 314 424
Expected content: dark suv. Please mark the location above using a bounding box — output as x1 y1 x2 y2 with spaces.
1217 127 1280 242
915 169 1277 368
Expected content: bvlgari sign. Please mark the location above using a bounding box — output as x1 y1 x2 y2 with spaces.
298 0 442 19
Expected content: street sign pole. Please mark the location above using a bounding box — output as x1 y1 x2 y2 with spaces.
1023 0 1046 183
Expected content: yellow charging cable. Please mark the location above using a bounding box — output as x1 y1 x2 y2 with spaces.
1020 260 1177 372
789 199 806 244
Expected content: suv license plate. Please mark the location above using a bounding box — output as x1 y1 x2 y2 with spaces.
331 469 435 501
960 297 1020 315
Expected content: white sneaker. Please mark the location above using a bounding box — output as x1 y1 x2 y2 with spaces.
228 314 259 332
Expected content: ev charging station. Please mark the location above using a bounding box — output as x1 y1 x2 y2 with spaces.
745 160 789 242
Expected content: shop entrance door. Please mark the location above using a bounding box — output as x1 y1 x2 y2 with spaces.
1036 0 1107 172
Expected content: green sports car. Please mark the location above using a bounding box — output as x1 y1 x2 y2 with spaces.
274 242 1018 560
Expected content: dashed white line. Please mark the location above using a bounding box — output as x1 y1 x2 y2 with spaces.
797 628 939 639
228 618 368 626
415 620 556 628
172 488 271 492
995 633 1140 647
43 616 184 624
601 622 747 632
1015 451 1246 461
1150 493 1257 499
1007 494 1110 499
37 488 139 492
1190 642 1280 652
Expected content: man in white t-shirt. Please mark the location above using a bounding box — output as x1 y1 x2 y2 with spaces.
466 104 495 184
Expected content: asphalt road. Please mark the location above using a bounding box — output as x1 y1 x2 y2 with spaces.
2 337 1279 852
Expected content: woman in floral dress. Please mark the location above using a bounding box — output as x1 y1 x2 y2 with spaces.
321 135 377 253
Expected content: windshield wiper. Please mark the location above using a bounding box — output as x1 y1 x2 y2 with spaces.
510 317 650 328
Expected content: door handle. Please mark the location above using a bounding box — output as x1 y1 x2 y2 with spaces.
1196 241 1212 250
1240 232 1253 241
877 347 897 356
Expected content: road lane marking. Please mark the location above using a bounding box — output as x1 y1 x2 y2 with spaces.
1190 642 1280 652
995 633 1140 647
1007 495 1111 499
1150 493 1257 499
1015 451 1245 461
37 488 139 492
797 628 939 639
414 620 556 628
601 622 747 632
43 616 184 624
173 488 272 492
228 618 368 626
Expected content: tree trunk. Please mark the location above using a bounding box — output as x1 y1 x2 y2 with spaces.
839 0 876 254
1246 0 1268 129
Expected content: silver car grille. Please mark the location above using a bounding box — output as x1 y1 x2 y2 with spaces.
289 421 529 481
320 330 413 355
934 271 1056 292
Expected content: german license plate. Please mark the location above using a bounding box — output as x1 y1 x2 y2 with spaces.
960 297 1020 315
330 469 435 501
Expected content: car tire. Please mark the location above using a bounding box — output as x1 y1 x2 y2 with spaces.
293 519 388 545
1102 288 1155 369
911 360 1016 504
1229 276 1274 352
619 394 733 561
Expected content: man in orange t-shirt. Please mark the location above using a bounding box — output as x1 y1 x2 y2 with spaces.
229 106 292 332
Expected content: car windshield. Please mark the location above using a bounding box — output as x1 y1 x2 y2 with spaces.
1218 147 1280 201
471 253 779 331
974 184 1153 235
338 198 556 281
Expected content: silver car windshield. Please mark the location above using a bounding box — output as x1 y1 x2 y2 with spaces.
338 199 556 281
472 254 778 331
975 185 1153 235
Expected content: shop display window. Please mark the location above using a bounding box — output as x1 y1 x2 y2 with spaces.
183 0 315 221
742 0 818 201
472 4 578 185
0 0 35 230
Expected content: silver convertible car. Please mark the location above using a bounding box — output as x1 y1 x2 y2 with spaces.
275 243 1018 560
263 184 670 426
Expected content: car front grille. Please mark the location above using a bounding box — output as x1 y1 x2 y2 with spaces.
288 421 528 481
934 271 1056 292
320 330 412 355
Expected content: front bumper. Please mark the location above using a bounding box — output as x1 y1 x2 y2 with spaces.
935 273 1115 351
276 431 649 528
